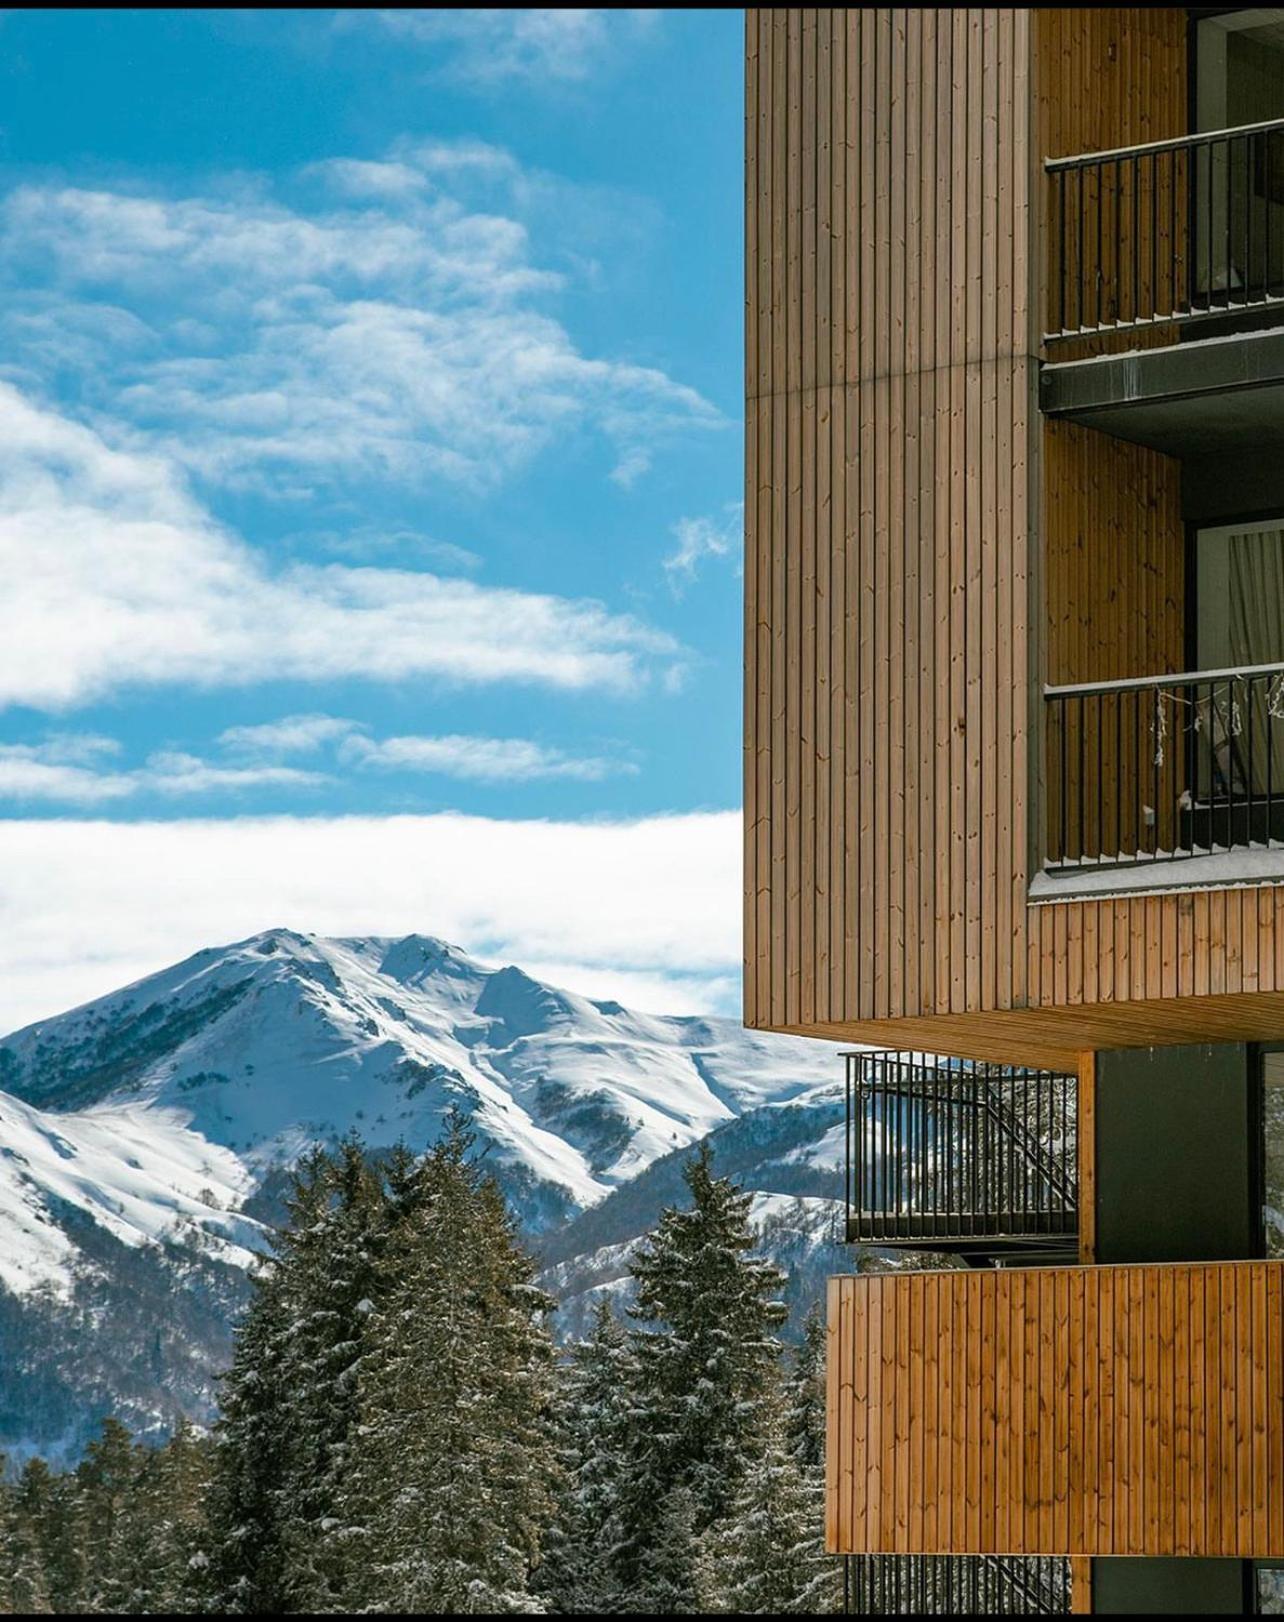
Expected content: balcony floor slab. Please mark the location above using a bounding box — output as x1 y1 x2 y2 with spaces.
1041 323 1284 454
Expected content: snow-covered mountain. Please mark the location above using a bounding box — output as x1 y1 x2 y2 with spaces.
0 929 846 1460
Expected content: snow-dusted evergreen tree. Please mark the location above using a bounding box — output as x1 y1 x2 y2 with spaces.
0 1457 52 1616
201 1255 293 1613
123 1421 215 1614
538 1299 638 1614
273 1138 388 1612
634 1486 700 1616
696 1373 841 1615
786 1304 827 1473
338 1114 560 1614
1 1457 70 1615
74 1417 138 1612
620 1144 787 1610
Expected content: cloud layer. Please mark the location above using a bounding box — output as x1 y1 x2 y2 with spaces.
1 140 717 494
0 384 679 711
0 715 635 803
0 809 742 1032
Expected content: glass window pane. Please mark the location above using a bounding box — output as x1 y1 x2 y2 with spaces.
1257 1563 1284 1614
1262 1053 1284 1259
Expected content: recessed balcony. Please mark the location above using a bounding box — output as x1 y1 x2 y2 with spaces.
844 1555 1068 1617
1045 118 1284 349
1040 663 1284 891
1041 120 1284 460
844 1053 1078 1264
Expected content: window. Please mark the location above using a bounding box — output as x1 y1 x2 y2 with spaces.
1260 1051 1284 1259
1194 13 1284 304
1194 518 1284 673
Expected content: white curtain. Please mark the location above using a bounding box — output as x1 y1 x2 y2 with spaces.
1227 527 1284 793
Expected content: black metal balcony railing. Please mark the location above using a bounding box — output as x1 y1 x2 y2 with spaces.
844 1052 1077 1253
1046 118 1284 342
1045 664 1284 872
845 1556 1069 1616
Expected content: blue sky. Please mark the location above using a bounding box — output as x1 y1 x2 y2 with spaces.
0 10 745 1027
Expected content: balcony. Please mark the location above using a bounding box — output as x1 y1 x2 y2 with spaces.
1046 119 1284 346
844 1053 1077 1263
1042 663 1284 883
1041 122 1284 462
827 1260 1284 1558
844 1555 1068 1616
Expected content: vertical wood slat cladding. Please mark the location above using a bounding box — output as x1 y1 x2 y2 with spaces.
745 8 1284 1065
744 7 1034 1032
827 1262 1284 1557
1034 8 1188 357
1042 422 1185 866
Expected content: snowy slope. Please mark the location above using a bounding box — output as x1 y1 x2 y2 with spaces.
0 1091 260 1297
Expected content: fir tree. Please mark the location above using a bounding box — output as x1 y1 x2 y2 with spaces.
14 1457 81 1615
75 1416 139 1612
201 1258 293 1614
274 1138 388 1612
785 1304 827 1473
538 1300 637 1614
696 1374 841 1615
620 1143 787 1607
339 1115 560 1614
634 1486 700 1616
0 1458 51 1616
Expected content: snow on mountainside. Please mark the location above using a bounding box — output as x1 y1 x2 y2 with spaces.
0 930 847 1460
0 928 841 1261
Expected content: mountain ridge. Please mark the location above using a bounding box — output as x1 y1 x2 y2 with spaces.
0 928 848 1461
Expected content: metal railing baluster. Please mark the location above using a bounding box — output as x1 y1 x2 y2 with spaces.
1044 116 1284 342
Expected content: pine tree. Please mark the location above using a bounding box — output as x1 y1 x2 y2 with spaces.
696 1374 841 1615
201 1258 293 1614
274 1137 388 1612
785 1304 827 1473
538 1300 637 1614
0 1458 50 1616
15 1457 81 1615
75 1416 140 1612
634 1486 699 1616
620 1143 787 1608
339 1116 560 1614
121 1421 215 1614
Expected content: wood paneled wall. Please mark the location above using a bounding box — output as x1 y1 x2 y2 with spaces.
827 1261 1284 1557
744 7 1284 1067
1043 424 1184 688
745 7 1035 1034
1034 7 1189 357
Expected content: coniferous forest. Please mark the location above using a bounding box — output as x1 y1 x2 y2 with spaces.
0 1118 842 1615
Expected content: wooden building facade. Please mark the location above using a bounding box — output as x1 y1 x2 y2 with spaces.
746 7 1284 1611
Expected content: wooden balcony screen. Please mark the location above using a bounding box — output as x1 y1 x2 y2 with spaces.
827 1261 1284 1557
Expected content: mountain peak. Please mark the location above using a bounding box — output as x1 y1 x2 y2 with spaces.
376 933 481 987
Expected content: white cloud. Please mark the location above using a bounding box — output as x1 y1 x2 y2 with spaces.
0 383 679 711
0 809 741 1032
0 146 719 494
219 714 360 757
357 9 659 87
664 503 743 594
0 732 327 804
141 752 327 797
0 715 633 800
342 732 632 783
0 741 134 805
